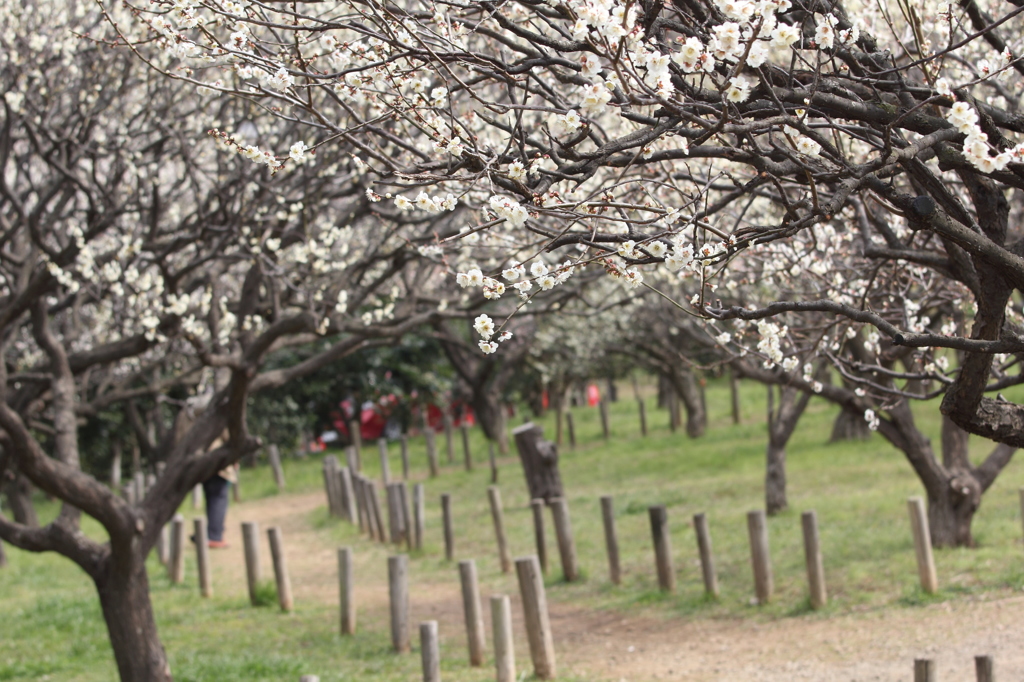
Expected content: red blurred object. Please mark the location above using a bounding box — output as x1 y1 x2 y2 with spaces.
542 390 549 410
587 383 601 407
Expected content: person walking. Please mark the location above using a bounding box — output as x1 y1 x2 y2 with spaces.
202 431 236 549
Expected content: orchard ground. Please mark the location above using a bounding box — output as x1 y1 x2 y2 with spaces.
4 379 1024 681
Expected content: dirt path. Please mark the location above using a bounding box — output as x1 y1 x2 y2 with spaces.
208 489 1024 681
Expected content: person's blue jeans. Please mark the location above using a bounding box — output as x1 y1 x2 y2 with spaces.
203 476 231 541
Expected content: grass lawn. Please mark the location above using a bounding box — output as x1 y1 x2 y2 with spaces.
3 377 1024 681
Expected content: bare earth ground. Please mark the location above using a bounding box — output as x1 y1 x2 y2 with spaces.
210 490 1024 681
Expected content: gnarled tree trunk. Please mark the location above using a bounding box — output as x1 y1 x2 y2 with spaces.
765 382 815 515
95 550 172 682
829 406 872 442
3 467 39 528
668 368 706 438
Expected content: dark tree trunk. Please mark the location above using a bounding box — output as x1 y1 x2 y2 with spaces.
765 382 815 516
829 406 871 442
670 369 706 438
729 369 741 424
95 551 172 682
3 469 38 527
469 389 508 454
0 537 7 567
512 423 563 503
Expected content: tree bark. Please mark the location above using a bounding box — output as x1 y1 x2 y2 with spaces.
765 382 815 516
668 368 706 438
95 553 172 682
512 423 563 503
829 407 872 442
2 468 39 528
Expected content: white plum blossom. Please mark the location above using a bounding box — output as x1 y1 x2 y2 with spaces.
864 409 880 431
474 313 495 339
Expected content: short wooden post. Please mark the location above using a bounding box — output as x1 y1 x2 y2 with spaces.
908 496 938 593
242 521 261 606
369 482 387 545
515 555 556 679
747 510 773 604
693 512 719 597
133 472 145 503
346 445 360 473
338 547 356 635
444 416 454 464
194 517 213 598
352 475 368 534
458 559 486 666
340 467 357 523
600 495 621 585
389 554 410 653
232 475 240 503
530 498 548 573
400 436 410 480
398 481 413 551
323 457 340 517
169 514 185 584
649 505 675 592
801 510 827 609
975 655 994 682
550 497 579 581
638 398 648 436
388 483 408 546
378 438 391 485
461 424 472 471
914 658 936 682
491 594 515 682
488 486 512 573
412 483 425 550
565 411 576 448
489 442 498 484
349 419 362 466
426 430 439 478
420 621 440 682
156 522 169 566
268 444 285 491
441 493 454 561
268 526 294 612
192 483 202 510
599 399 610 440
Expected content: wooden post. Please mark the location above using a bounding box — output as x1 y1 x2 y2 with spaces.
488 486 512 573
747 510 773 604
600 495 621 585
346 445 360 473
975 655 994 682
323 457 340 518
352 475 368 535
412 483 425 550
400 436 410 480
599 399 610 440
512 423 564 503
389 554 411 653
340 467 357 523
420 621 440 682
378 438 391 485
441 493 455 561
458 559 486 666
349 419 362 467
491 595 515 682
169 514 185 584
194 517 213 598
133 471 145 504
550 497 579 582
489 442 498 484
398 482 413 551
693 512 719 597
801 510 827 609
668 390 678 432
914 658 936 682
156 522 169 566
242 521 261 606
268 526 294 612
461 424 472 471
638 398 648 436
192 483 202 510
268 444 285 491
515 555 556 679
369 482 387 545
565 411 576 448
530 499 548 573
444 416 454 464
387 483 407 546
426 429 439 478
649 505 675 592
338 547 356 635
908 496 938 593
232 474 240 503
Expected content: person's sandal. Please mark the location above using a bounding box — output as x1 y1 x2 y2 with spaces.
208 540 230 549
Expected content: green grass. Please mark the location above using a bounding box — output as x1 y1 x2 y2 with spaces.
3 377 1024 680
